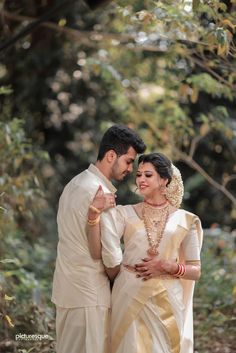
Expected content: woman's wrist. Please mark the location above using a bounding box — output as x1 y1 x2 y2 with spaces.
173 263 186 277
88 204 103 221
87 215 100 226
89 204 103 214
171 263 179 275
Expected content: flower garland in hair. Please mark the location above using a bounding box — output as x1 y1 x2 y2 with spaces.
165 165 184 208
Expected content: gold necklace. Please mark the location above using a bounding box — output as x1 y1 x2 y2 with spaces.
142 202 170 257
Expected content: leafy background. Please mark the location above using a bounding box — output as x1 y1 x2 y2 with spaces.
0 1 236 352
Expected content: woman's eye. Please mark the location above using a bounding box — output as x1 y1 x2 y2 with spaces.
145 174 152 178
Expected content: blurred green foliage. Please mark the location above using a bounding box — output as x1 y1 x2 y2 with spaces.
0 104 55 352
194 231 236 353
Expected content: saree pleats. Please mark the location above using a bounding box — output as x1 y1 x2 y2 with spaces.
112 278 180 353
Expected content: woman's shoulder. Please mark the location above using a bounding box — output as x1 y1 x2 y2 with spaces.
116 203 141 218
178 208 200 218
176 209 201 228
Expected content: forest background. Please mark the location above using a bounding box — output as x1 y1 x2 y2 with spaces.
0 0 236 352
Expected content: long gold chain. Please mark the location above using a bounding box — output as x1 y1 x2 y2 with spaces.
142 202 170 256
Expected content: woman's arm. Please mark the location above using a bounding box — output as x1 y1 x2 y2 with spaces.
87 186 116 260
134 258 201 280
159 259 201 280
87 216 102 260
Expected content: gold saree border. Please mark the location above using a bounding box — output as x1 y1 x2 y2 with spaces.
112 279 180 353
104 308 110 353
137 316 153 353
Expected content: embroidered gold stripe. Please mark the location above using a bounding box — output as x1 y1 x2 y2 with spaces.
153 292 180 353
104 309 110 353
185 260 200 265
137 316 152 353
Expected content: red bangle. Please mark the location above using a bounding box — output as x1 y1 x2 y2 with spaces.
174 264 186 277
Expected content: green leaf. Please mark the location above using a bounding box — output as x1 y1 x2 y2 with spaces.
4 294 15 301
0 258 20 265
215 27 227 45
192 0 200 12
0 85 13 95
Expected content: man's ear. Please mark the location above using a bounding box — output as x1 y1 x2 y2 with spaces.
106 150 117 163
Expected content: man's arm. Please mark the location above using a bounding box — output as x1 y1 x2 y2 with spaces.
100 206 124 274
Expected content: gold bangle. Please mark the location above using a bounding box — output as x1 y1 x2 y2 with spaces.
89 205 101 214
87 215 100 226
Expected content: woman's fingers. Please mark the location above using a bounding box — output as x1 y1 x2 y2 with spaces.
141 257 152 262
142 273 153 281
92 187 116 211
136 268 150 277
104 193 116 208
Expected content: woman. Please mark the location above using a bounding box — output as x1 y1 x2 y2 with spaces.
88 153 203 353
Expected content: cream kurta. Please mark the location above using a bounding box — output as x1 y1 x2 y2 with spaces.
111 205 203 353
51 164 122 353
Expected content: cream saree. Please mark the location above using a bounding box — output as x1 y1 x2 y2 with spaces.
111 206 203 353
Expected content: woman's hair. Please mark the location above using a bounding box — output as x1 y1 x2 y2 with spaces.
97 125 146 161
138 153 173 185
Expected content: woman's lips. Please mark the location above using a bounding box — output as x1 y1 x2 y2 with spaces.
139 184 148 189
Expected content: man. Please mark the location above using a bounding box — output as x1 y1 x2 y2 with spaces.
51 124 146 353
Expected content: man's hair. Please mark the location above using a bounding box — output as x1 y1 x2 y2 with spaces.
97 124 146 161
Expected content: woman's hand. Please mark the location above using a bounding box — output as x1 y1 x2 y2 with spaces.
134 258 178 280
87 186 116 260
135 258 201 281
91 185 116 212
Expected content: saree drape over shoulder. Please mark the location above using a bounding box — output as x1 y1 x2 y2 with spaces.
111 205 203 353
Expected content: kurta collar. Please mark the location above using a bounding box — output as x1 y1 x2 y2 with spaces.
88 164 117 193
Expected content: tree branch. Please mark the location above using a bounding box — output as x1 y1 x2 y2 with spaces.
177 149 236 205
0 1 75 53
1 8 231 57
143 120 236 205
189 135 204 158
223 174 236 187
187 54 236 90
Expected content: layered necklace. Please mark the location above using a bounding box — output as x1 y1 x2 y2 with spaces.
142 200 170 257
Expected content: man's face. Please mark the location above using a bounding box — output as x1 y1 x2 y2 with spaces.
111 147 137 181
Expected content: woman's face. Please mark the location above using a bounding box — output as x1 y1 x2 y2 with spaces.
136 162 167 198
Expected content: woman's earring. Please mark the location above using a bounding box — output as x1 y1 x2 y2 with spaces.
160 185 166 195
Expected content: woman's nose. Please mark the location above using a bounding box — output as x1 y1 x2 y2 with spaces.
139 174 146 182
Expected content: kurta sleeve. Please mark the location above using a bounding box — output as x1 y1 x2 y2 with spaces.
181 221 202 261
100 205 125 268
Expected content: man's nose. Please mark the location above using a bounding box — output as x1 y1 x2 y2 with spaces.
128 164 133 173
